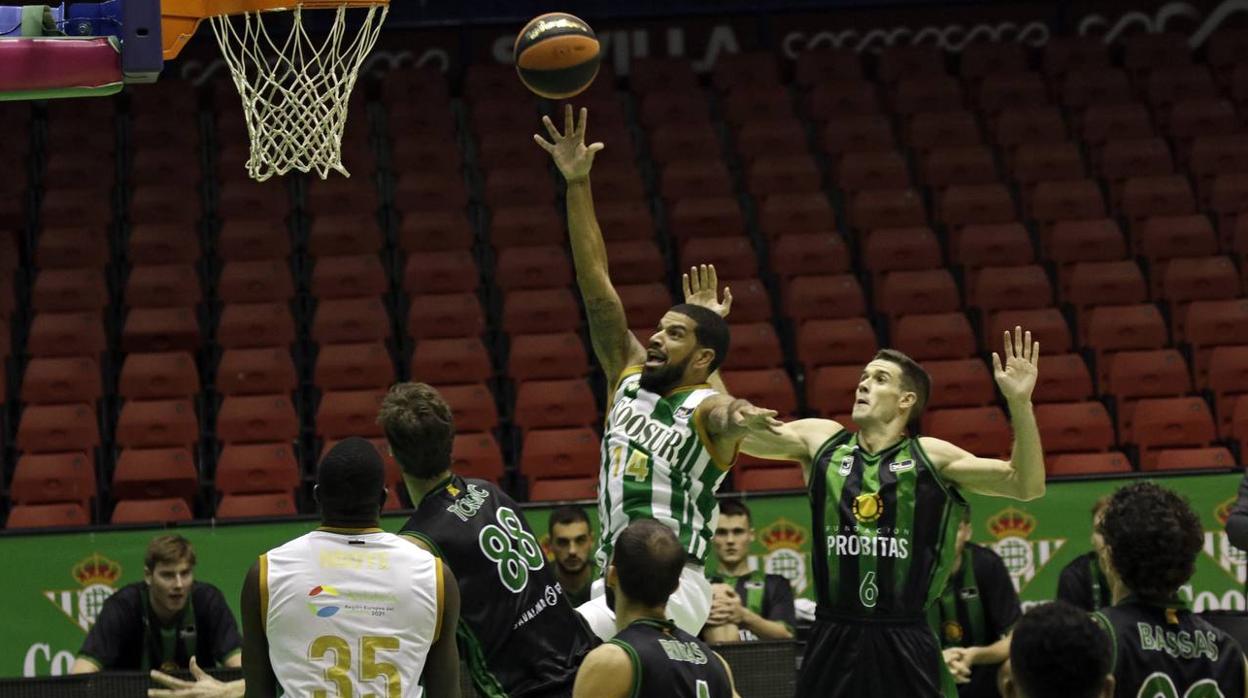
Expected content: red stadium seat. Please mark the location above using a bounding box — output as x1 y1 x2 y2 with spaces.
924 406 1012 458
1044 219 1128 277
924 358 995 408
217 303 297 349
219 260 295 304
1066 262 1149 335
722 323 784 371
861 228 942 276
27 312 107 357
496 246 573 291
1121 176 1196 234
1208 347 1248 436
490 205 564 248
120 307 201 353
891 75 965 117
513 379 598 431
668 197 745 240
1187 300 1248 385
993 107 1067 154
1029 180 1106 231
984 308 1072 355
1035 402 1116 453
968 265 1053 313
907 111 982 153
217 220 291 262
306 215 384 257
111 447 198 504
111 496 190 524
216 348 297 396
7 502 90 529
723 369 799 418
1012 143 1086 203
937 183 1016 232
879 45 946 84
892 313 977 360
1106 350 1192 437
396 212 474 253
806 365 861 417
1130 397 1215 469
736 119 809 161
819 115 894 158
507 333 588 381
849 188 927 232
520 427 600 480
116 399 199 449
1084 304 1168 374
125 264 202 308
21 357 102 405
483 168 557 209
680 236 758 281
650 129 719 165
782 275 867 323
961 43 1027 84
529 477 598 502
596 201 656 242
746 155 822 197
432 384 497 433
17 403 100 453
1033 353 1094 403
797 318 878 369
735 465 805 492
605 240 666 285
312 298 391 345
1123 32 1192 78
1047 452 1131 477
118 352 199 402
1145 447 1234 473
35 226 111 269
1137 215 1217 273
215 493 297 519
215 443 300 495
876 269 961 318
978 72 1049 117
808 80 884 121
1059 67 1132 115
32 268 108 312
314 342 395 391
1100 138 1174 201
501 288 581 335
407 293 486 340
795 48 862 87
837 151 911 192
1164 256 1240 338
315 389 388 439
411 337 493 385
310 255 389 299
770 234 850 279
618 283 677 329
403 250 479 295
9 452 96 508
451 433 505 484
951 223 1034 271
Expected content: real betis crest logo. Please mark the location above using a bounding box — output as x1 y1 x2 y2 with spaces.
1208 498 1246 583
759 518 810 595
44 553 122 632
987 508 1065 592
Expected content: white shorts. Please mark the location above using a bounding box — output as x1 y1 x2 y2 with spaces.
575 564 712 641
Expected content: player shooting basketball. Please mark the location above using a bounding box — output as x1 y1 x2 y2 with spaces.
535 105 782 641
739 328 1046 697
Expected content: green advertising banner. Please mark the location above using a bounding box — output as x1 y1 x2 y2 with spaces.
2 473 1244 678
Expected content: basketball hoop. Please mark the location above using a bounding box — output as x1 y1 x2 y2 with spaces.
162 1 390 181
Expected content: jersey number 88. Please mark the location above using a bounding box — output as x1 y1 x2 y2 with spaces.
479 507 545 593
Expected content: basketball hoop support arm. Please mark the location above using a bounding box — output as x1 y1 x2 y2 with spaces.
160 0 385 59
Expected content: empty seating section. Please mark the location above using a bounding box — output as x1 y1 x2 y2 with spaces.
8 28 1248 528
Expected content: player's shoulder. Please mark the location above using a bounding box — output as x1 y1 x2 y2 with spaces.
588 641 635 671
104 582 144 609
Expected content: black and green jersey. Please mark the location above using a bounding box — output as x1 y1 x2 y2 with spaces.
399 475 598 698
610 618 733 698
810 430 968 620
1095 597 1246 698
713 568 796 641
1056 551 1112 612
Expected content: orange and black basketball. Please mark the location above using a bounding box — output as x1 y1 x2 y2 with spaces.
513 13 600 99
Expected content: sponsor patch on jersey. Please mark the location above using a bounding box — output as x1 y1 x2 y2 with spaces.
674 405 695 421
942 620 964 643
852 493 883 523
888 459 914 473
958 587 979 600
838 455 855 476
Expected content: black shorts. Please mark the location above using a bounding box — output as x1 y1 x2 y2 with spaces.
796 617 957 698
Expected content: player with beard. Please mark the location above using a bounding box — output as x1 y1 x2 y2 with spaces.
548 506 598 607
737 328 1047 697
535 106 783 640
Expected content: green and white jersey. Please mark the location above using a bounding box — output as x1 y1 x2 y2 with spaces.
597 366 733 568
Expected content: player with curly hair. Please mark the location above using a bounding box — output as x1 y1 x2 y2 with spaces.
1093 481 1247 697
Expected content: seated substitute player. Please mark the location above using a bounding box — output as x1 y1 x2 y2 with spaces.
535 106 783 640
998 601 1114 698
1092 481 1248 696
1223 466 1248 553
240 438 460 698
381 382 599 698
929 507 1021 697
548 505 598 607
702 498 795 643
72 534 242 674
738 327 1047 697
573 518 741 698
1055 497 1112 612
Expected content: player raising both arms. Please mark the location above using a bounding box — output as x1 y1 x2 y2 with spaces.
534 106 781 641
742 328 1047 697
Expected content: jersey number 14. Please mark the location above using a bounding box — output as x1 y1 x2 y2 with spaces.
479 507 545 593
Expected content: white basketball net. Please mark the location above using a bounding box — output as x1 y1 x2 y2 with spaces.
210 5 388 181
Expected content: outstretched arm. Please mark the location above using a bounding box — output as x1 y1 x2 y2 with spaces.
738 418 843 485
535 105 645 384
926 327 1045 501
683 264 732 395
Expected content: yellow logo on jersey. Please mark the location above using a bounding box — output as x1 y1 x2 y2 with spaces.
853 493 883 523
942 620 964 643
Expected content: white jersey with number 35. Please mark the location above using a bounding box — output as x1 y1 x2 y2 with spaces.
263 528 444 698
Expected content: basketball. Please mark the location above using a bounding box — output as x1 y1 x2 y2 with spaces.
513 12 600 99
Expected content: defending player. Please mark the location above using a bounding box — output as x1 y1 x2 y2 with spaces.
240 437 461 698
1092 481 1248 696
380 382 599 698
740 328 1046 697
573 519 741 698
535 105 782 640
